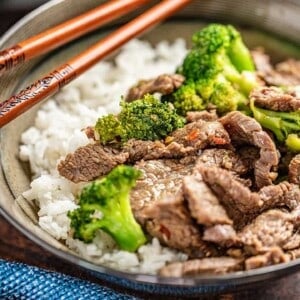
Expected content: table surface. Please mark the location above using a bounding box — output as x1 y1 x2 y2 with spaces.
1 214 300 300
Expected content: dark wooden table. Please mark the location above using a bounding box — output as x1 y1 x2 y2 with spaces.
1 213 300 299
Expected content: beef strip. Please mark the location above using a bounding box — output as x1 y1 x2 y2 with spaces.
159 257 243 277
169 119 230 150
251 48 273 74
196 148 251 176
259 181 300 211
272 59 300 86
197 164 263 228
125 74 185 102
289 154 300 184
123 139 197 163
252 48 300 86
59 119 230 183
186 110 218 122
57 143 129 183
131 158 196 224
245 247 289 270
250 86 300 111
143 191 217 258
238 146 260 167
126 119 231 161
238 209 299 255
233 176 253 188
123 139 167 163
203 225 240 248
220 111 279 188
182 173 232 226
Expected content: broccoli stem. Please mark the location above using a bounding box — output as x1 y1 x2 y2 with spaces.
100 211 147 252
227 38 255 72
250 99 286 141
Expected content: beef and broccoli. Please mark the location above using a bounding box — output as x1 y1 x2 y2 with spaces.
57 24 300 277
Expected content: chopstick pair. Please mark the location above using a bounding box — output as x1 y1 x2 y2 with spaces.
0 0 192 127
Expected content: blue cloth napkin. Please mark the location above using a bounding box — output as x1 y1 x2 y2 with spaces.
0 259 136 300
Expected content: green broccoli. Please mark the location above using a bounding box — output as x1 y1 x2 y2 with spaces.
68 165 146 252
95 114 122 144
285 134 300 152
166 24 258 115
250 99 300 151
95 94 185 144
167 81 205 115
209 81 247 114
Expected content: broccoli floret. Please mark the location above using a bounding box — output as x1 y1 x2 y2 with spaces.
95 114 122 144
168 81 205 115
250 99 300 151
68 165 146 252
209 81 247 114
170 24 258 115
95 94 185 144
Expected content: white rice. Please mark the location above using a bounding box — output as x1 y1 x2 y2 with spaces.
20 38 188 274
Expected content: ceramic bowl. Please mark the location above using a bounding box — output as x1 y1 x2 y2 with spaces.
1 0 300 296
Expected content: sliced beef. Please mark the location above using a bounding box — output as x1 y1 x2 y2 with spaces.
182 173 232 226
220 111 279 188
252 48 300 86
123 139 166 163
278 150 294 174
196 148 251 176
197 164 262 228
125 74 185 102
238 209 298 255
250 86 300 111
143 191 217 258
159 257 243 277
126 120 231 161
251 48 273 74
203 225 240 248
169 119 230 150
273 59 300 86
238 146 260 167
233 176 253 188
57 143 129 183
259 181 300 211
59 119 230 183
123 139 195 163
257 56 300 87
196 164 300 228
289 154 300 184
245 247 289 270
131 158 196 224
186 110 218 122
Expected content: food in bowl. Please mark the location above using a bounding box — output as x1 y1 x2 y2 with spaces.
19 24 300 277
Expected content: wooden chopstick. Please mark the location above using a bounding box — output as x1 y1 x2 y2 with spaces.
0 0 192 128
0 0 151 76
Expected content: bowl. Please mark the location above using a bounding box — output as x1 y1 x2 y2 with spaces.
1 0 300 296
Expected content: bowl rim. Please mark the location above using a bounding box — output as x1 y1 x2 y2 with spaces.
1 0 300 290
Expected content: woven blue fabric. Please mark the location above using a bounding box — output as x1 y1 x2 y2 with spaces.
0 259 136 300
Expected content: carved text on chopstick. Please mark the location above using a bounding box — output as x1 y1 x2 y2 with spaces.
0 76 54 116
0 45 25 76
0 64 77 117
